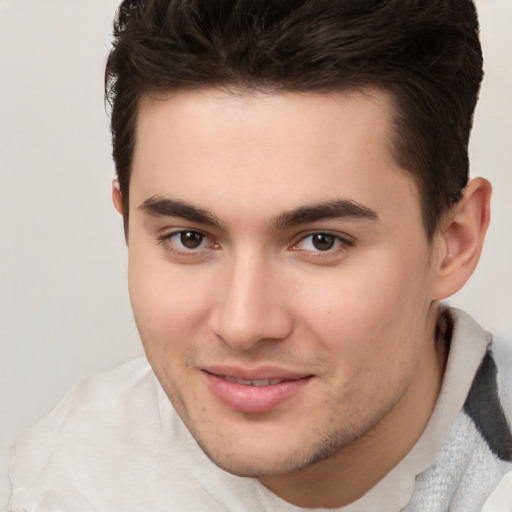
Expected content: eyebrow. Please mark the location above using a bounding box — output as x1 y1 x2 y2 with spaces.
139 196 378 229
139 196 223 227
273 199 379 228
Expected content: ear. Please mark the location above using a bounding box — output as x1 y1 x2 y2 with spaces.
431 177 491 300
112 179 124 216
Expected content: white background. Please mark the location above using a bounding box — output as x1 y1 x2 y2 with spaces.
0 0 511 506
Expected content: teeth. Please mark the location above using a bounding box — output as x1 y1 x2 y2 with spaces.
224 376 283 386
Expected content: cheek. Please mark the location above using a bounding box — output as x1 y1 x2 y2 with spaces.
294 254 432 361
127 253 213 350
296 265 432 416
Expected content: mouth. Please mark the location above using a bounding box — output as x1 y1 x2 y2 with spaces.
202 367 313 414
222 376 295 386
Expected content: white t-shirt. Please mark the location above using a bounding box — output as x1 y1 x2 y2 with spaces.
7 309 512 511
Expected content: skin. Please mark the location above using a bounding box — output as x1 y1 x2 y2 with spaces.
114 88 490 507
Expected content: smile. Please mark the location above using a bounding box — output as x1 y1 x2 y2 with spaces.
222 376 290 386
202 367 313 414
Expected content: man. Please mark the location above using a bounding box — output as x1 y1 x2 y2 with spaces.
7 0 512 510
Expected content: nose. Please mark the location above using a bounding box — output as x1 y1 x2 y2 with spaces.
209 251 294 351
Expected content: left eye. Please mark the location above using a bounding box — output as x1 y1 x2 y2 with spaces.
169 230 210 250
296 233 345 252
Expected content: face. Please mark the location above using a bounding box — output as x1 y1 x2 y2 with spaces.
125 88 443 480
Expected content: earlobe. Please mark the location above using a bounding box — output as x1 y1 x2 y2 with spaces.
431 177 491 300
112 179 124 216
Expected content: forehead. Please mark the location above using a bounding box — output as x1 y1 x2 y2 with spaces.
130 88 421 228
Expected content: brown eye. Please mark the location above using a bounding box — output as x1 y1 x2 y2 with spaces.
160 229 217 257
180 231 205 249
294 232 350 254
311 233 336 251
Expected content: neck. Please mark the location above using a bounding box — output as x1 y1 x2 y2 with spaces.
259 306 448 508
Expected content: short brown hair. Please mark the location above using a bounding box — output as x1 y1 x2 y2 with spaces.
105 0 483 238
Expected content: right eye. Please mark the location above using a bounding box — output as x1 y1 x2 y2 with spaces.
157 229 217 257
170 230 209 250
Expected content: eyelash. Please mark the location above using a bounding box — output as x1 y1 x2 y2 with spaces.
157 229 354 258
292 231 354 255
157 230 218 255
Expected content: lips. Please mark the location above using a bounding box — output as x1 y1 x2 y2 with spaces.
223 376 291 386
202 366 313 414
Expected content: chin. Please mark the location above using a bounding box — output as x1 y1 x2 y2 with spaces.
189 422 355 479
199 446 303 478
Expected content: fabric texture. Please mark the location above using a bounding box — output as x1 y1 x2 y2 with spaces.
7 308 512 511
